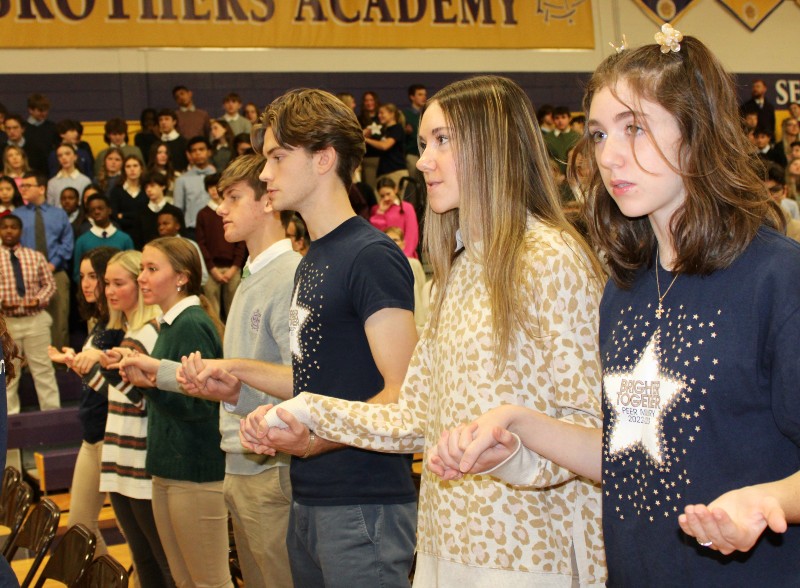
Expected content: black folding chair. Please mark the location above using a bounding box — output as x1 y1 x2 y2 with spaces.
78 554 129 588
0 480 33 556
32 523 97 588
0 466 21 516
5 498 61 588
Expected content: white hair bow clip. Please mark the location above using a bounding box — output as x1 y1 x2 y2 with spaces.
609 34 627 54
654 23 683 53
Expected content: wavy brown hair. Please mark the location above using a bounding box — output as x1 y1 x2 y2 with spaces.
0 316 19 382
578 36 780 288
260 89 365 191
423 75 605 368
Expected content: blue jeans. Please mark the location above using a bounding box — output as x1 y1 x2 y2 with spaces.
287 501 417 588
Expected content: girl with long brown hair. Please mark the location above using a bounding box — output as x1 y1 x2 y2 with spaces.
432 26 800 586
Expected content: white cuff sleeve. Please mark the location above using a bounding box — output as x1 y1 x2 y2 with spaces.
264 394 313 429
481 432 540 487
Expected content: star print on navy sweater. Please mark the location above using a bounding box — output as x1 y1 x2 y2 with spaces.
599 228 800 586
603 300 722 522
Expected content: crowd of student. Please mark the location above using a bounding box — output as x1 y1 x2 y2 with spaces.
0 23 800 588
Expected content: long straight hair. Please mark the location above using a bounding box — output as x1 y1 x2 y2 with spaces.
424 75 604 367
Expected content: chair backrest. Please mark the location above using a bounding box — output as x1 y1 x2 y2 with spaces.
79 554 129 588
0 466 21 516
1 480 34 556
32 523 96 588
6 498 61 588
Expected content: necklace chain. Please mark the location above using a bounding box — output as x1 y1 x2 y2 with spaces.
655 250 679 319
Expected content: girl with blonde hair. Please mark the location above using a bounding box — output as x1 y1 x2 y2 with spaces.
3 145 30 188
98 249 173 587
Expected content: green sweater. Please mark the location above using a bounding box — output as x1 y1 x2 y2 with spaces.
146 304 225 482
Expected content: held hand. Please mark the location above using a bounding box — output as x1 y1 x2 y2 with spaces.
264 408 313 457
178 357 241 403
178 352 241 403
210 268 225 284
122 365 157 388
678 486 787 555
119 353 161 377
433 405 518 474
100 347 128 369
48 345 75 364
240 404 276 455
71 348 105 375
118 353 159 387
223 267 239 282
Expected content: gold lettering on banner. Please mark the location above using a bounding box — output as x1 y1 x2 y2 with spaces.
0 0 593 48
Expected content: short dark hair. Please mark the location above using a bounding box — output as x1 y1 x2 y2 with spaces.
765 162 786 186
289 213 308 242
536 104 554 123
86 193 111 208
144 172 168 188
56 119 83 136
408 84 426 96
157 108 177 122
27 93 50 111
203 173 221 191
570 114 586 125
1 214 22 230
172 85 189 97
553 106 571 117
60 186 79 200
187 136 211 150
224 92 241 103
104 117 128 135
790 140 800 149
158 208 184 228
140 108 157 126
4 114 24 127
741 103 759 116
22 171 47 187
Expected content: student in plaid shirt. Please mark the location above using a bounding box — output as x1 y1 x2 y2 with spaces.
0 214 60 413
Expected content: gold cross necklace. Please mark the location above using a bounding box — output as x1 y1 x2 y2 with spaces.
655 249 679 319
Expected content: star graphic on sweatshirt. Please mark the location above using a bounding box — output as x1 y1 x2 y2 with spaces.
605 330 684 465
289 281 311 360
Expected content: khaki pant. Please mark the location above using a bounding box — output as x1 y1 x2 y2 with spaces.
67 440 108 556
202 266 241 321
224 466 293 588
361 156 380 191
152 476 230 588
46 270 70 352
6 312 61 414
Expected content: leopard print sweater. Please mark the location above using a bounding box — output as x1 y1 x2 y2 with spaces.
295 221 607 587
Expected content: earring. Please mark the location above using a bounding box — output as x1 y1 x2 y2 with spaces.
176 283 183 292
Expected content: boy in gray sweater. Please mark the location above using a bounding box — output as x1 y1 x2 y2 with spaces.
121 154 300 587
